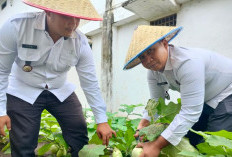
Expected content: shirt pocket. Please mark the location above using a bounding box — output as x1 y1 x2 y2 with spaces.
16 46 42 67
59 49 78 67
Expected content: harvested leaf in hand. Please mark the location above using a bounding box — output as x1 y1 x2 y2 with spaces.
145 99 159 123
139 123 168 141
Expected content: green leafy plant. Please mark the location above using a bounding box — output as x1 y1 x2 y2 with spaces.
36 110 70 156
0 127 10 154
139 98 198 157
178 129 232 156
0 110 71 156
79 103 144 157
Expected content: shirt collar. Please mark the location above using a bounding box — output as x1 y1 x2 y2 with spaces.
164 45 173 71
34 11 77 39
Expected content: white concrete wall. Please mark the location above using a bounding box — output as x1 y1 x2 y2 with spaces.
175 0 232 58
112 19 150 113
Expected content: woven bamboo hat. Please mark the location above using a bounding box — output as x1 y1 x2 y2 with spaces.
123 25 182 70
22 0 102 21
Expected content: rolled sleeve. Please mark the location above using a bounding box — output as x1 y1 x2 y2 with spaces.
76 36 107 124
0 19 17 116
161 59 205 145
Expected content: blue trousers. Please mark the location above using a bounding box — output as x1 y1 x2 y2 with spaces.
7 91 88 157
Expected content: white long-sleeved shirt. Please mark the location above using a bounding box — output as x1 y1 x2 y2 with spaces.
143 45 232 146
0 11 107 124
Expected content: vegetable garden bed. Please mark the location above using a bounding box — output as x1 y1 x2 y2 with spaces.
0 99 232 157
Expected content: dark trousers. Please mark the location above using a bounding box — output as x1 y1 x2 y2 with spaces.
7 91 88 157
186 94 232 147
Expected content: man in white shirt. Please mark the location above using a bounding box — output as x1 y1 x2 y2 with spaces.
0 0 116 156
123 25 232 157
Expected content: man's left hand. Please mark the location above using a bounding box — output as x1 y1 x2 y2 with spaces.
137 141 161 157
137 136 169 157
96 122 116 146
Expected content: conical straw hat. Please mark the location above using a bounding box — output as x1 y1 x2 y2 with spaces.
123 25 182 70
22 0 102 21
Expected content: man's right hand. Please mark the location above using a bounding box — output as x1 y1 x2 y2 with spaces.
0 115 11 136
134 119 150 141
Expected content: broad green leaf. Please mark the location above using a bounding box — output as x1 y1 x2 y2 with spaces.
110 137 124 146
38 137 47 143
156 99 181 123
115 143 127 152
175 138 197 152
130 118 141 130
50 127 61 133
111 124 127 132
205 130 232 140
206 135 232 149
139 123 168 141
78 144 105 157
145 98 181 124
116 117 127 127
1 142 10 152
89 133 103 145
87 122 96 129
37 143 53 155
88 128 96 140
125 123 136 148
161 138 197 157
119 104 133 115
196 142 227 155
106 112 118 120
53 133 69 149
41 117 57 122
40 128 53 135
3 147 11 154
119 104 143 116
178 151 203 157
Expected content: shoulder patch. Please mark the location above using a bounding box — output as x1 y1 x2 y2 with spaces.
10 12 40 22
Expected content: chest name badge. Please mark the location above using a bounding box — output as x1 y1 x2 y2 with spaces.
157 82 168 86
22 44 37 49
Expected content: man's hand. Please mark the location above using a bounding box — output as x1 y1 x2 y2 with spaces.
96 122 116 146
134 119 150 141
137 136 169 157
0 115 11 136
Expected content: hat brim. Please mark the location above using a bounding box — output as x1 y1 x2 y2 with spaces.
123 26 183 70
23 0 103 21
